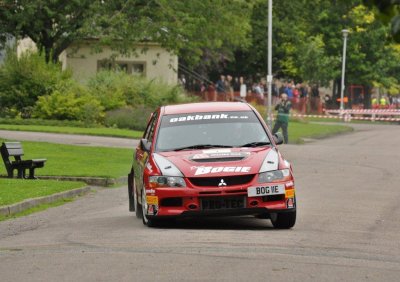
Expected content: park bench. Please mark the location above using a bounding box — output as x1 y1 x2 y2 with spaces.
1 142 46 179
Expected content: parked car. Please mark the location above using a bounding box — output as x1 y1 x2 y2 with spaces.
128 102 296 228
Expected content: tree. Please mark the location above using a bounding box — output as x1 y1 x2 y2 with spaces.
225 0 400 102
363 0 400 41
0 0 95 63
0 0 255 67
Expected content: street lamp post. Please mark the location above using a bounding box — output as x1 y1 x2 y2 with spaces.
267 0 273 128
340 29 349 112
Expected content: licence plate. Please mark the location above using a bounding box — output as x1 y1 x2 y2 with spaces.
247 184 285 197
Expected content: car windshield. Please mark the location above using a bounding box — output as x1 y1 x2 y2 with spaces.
155 111 270 152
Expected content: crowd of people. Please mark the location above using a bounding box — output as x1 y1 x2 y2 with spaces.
371 95 400 109
179 74 324 113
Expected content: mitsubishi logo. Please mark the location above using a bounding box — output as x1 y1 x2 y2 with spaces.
218 179 227 187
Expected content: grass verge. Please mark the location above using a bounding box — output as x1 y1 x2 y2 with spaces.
288 121 353 143
0 141 132 178
0 124 143 139
0 178 86 206
0 197 75 222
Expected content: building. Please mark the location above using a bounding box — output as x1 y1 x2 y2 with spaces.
59 40 178 84
1 37 178 84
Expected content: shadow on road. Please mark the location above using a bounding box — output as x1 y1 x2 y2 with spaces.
141 216 279 230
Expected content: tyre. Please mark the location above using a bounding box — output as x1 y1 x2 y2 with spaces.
128 170 135 212
135 181 143 219
270 210 296 229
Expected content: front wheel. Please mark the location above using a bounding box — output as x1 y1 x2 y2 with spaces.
270 210 296 229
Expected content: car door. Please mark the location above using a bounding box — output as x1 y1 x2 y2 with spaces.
134 110 159 199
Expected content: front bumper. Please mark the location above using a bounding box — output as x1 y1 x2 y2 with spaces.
147 207 296 219
143 182 296 218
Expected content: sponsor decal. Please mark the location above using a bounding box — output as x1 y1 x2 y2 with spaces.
147 204 159 216
285 189 295 198
169 113 249 123
146 195 158 205
286 198 295 209
285 181 294 188
146 162 154 173
192 166 251 176
146 189 156 194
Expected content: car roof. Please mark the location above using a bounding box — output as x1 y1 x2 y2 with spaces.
162 102 253 115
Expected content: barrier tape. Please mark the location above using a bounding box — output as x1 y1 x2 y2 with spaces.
325 109 400 113
282 113 400 122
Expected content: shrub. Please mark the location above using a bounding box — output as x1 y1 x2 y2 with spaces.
104 106 154 131
33 79 104 124
87 71 197 110
0 48 71 116
86 71 127 111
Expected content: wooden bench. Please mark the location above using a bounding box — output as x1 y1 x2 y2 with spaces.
1 142 46 179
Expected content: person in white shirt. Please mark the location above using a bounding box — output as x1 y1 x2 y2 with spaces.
239 76 247 99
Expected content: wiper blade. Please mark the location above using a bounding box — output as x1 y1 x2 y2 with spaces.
173 144 233 151
240 141 271 147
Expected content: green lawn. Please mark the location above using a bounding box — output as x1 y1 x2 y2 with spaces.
0 124 143 139
0 178 86 206
0 141 133 178
288 122 353 143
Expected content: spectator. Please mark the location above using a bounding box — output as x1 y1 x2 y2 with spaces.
226 75 234 101
285 82 293 99
380 96 387 108
372 96 379 109
272 93 291 144
324 94 332 109
207 83 216 101
300 83 308 98
239 76 247 99
233 77 240 94
178 74 187 89
216 75 226 100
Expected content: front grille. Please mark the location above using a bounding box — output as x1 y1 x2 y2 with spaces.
188 174 254 187
201 196 246 210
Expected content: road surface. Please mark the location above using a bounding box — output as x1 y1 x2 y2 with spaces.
0 124 400 281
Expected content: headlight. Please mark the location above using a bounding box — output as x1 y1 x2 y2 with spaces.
149 176 186 188
258 169 290 183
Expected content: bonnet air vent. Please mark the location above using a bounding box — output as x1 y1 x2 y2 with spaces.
192 157 245 162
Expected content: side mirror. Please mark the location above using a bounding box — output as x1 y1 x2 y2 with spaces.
140 138 151 152
273 132 284 145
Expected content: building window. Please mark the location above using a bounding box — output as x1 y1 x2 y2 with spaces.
97 60 146 76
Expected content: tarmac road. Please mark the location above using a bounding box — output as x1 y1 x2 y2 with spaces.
0 124 400 281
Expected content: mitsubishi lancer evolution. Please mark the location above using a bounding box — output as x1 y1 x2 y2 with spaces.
127 102 296 228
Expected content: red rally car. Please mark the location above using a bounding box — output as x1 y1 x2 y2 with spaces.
128 102 296 228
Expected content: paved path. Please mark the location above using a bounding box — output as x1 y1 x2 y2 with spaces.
0 130 138 148
1 124 400 281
